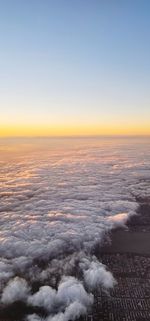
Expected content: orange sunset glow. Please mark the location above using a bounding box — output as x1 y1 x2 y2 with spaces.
0 121 150 137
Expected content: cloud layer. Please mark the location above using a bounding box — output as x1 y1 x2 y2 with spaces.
0 137 150 320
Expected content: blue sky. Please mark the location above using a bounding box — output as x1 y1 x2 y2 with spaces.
0 0 150 135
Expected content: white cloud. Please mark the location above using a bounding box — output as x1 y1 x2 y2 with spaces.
28 286 56 312
0 137 150 320
83 260 116 290
1 277 30 304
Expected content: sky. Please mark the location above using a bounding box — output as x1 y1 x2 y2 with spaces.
0 0 150 136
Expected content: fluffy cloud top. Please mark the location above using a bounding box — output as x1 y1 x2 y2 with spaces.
1 277 30 304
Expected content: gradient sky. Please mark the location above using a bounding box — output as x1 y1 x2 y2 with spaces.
0 0 150 136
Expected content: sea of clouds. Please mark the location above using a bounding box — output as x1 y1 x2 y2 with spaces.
0 137 150 320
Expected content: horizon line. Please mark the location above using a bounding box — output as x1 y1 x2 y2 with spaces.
1 134 150 139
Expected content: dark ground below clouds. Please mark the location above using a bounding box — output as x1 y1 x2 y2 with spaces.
0 302 48 321
100 197 150 255
83 196 150 321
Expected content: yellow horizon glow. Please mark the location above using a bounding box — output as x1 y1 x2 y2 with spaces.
0 123 150 137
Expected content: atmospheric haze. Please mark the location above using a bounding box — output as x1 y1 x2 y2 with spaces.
0 137 150 320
